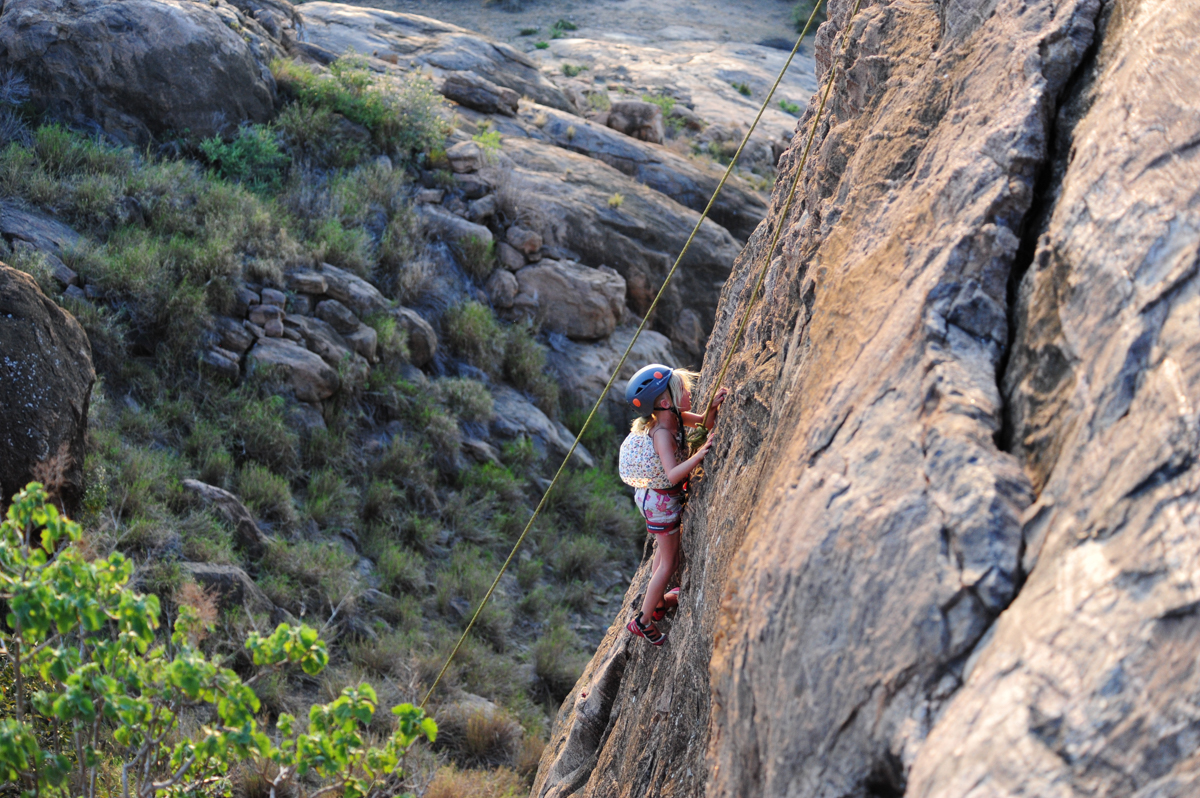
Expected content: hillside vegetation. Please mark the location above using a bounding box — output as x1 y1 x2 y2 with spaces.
1 53 643 794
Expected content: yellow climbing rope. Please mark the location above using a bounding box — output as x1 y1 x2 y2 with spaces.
419 0 852 709
700 0 864 420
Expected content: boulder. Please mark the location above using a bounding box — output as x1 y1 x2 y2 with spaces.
454 172 492 199
296 3 572 112
0 264 94 515
544 326 678 422
260 287 286 308
181 562 277 619
181 479 269 558
315 298 360 334
490 386 593 469
0 0 278 144
516 104 767 242
284 314 369 383
248 304 283 326
286 269 328 295
391 306 437 368
441 72 520 117
0 201 83 258
446 141 485 174
200 349 239 381
485 269 518 309
245 337 339 403
491 138 741 351
505 225 542 257
344 324 378 363
416 204 493 246
466 195 497 223
605 100 665 144
318 262 388 317
498 242 526 272
513 260 625 341
214 316 255 355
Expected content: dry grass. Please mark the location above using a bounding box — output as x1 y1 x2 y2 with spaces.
435 702 523 768
424 765 527 798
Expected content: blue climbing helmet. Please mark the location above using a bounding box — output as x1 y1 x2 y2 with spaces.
625 364 673 416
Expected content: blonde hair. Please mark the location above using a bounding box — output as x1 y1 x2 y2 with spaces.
630 368 698 434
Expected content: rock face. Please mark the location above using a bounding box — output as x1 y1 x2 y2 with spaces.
0 0 280 144
495 138 741 356
517 105 767 241
513 260 626 341
534 1 1200 797
0 265 94 514
295 3 572 112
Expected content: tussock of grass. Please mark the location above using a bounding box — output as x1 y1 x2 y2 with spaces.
425 765 527 798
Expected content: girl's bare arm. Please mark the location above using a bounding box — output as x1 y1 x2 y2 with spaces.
681 387 728 429
652 427 713 485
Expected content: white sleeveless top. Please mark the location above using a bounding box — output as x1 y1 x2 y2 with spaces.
619 429 677 489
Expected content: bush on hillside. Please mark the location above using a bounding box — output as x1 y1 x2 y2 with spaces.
0 483 437 798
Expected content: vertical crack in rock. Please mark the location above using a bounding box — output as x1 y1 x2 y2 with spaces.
533 0 1110 796
907 0 1200 794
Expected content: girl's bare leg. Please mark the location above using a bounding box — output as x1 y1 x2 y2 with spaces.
640 531 678 624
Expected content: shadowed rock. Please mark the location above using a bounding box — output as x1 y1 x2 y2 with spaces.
0 0 279 144
0 264 94 516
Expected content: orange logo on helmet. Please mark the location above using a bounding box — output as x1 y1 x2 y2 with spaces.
632 398 641 407
653 371 663 379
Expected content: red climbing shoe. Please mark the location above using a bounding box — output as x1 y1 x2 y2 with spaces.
651 587 681 623
627 614 666 646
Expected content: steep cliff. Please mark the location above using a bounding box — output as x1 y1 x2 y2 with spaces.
533 0 1200 796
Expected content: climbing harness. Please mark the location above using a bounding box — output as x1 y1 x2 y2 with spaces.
419 0 857 708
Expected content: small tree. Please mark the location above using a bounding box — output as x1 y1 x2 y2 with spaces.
0 483 436 798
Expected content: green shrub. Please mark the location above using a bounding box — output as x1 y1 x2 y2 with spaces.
0 483 436 798
305 467 358 529
503 324 559 416
780 98 803 116
272 54 447 158
454 235 497 281
518 27 539 36
534 41 549 50
516 558 543 590
400 513 441 551
275 101 366 168
433 546 512 649
437 378 495 423
178 508 238 564
312 215 374 276
199 124 288 189
377 543 427 594
552 18 578 31
732 81 752 96
237 463 298 527
374 436 437 508
553 534 609 580
461 462 525 508
531 618 583 702
444 301 506 372
607 192 624 208
230 393 300 474
471 129 502 158
560 64 588 78
262 538 360 610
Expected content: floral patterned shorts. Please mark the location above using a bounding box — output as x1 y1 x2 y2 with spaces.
634 487 683 535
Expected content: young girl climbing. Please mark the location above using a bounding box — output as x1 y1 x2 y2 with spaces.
618 364 727 645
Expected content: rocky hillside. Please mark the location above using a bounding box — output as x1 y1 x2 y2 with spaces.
0 0 813 792
534 0 1200 796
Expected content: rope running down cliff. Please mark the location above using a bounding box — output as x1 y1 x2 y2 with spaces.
419 0 854 709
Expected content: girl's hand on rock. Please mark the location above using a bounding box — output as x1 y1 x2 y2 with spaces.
696 437 714 460
712 387 729 407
